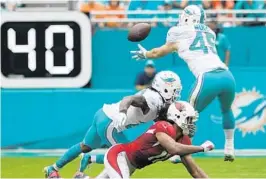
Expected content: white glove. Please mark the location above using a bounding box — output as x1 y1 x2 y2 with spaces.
201 140 215 152
130 44 147 60
113 113 127 133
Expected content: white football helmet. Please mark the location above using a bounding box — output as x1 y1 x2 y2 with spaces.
167 101 198 136
151 71 182 103
179 5 206 25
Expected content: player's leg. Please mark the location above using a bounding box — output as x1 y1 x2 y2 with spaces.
171 74 216 165
74 109 111 178
75 152 106 178
189 72 218 113
44 110 102 178
104 145 131 179
217 70 236 161
88 114 130 164
75 110 130 176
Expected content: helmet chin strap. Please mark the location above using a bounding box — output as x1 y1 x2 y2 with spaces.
149 87 166 103
150 87 175 104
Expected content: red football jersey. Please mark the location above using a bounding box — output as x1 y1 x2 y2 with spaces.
123 121 191 169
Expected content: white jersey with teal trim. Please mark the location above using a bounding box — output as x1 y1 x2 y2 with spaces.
166 24 228 77
103 88 164 128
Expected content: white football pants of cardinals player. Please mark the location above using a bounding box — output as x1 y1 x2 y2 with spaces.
99 144 136 179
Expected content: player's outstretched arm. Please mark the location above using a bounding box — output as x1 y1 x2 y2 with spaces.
119 95 148 114
156 132 204 156
145 42 178 59
181 155 209 178
156 132 214 156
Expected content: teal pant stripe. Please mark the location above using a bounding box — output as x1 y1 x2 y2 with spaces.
105 121 118 146
193 74 205 109
189 74 205 108
188 77 198 103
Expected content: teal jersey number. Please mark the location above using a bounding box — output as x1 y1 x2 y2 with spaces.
189 31 217 54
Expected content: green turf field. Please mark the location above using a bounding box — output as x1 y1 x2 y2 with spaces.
2 157 266 178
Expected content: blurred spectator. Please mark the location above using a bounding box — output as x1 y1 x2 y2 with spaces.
173 0 211 9
235 0 265 26
128 0 163 27
211 0 234 9
99 0 130 8
158 0 179 27
1 0 22 11
80 0 105 28
105 0 126 28
208 21 231 66
211 0 235 27
135 60 156 91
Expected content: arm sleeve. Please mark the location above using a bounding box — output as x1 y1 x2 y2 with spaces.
166 26 182 43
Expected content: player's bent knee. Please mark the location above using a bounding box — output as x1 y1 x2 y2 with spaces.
80 143 92 153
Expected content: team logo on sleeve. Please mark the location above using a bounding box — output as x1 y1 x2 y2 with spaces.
232 88 266 137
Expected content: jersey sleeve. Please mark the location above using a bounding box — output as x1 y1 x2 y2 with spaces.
166 26 182 43
178 135 192 145
142 89 163 113
154 121 176 139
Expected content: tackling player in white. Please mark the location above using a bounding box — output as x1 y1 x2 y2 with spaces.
44 71 182 178
131 5 236 161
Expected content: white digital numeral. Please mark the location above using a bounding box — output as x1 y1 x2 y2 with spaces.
45 25 74 75
7 28 36 71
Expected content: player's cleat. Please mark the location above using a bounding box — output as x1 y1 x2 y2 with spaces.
73 171 89 179
43 166 60 178
224 154 235 162
224 148 235 162
224 139 235 162
169 155 182 164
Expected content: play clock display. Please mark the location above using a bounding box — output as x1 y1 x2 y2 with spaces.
1 12 92 88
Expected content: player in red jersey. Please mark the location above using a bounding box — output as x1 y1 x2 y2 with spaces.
91 101 214 179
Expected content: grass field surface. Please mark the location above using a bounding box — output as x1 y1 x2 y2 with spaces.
2 157 266 178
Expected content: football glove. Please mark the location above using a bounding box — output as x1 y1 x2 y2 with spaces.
201 140 215 152
130 44 147 60
113 113 127 133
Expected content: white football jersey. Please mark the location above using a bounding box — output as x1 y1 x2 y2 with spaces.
166 24 228 77
103 88 164 129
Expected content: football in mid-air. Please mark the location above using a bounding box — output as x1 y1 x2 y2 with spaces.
128 23 151 42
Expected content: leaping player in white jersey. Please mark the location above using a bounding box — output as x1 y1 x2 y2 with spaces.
131 5 236 161
44 71 182 178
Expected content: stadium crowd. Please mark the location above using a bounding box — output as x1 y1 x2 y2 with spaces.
78 0 266 28
1 0 265 27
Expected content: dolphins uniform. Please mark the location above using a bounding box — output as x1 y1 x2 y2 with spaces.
84 88 164 148
166 23 236 133
167 24 228 77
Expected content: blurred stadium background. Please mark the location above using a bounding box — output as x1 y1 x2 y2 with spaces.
1 0 266 178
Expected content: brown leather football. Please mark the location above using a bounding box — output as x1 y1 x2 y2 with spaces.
128 23 151 42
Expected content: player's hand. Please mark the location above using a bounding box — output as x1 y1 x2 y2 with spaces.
113 113 127 132
201 140 215 152
130 44 147 60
